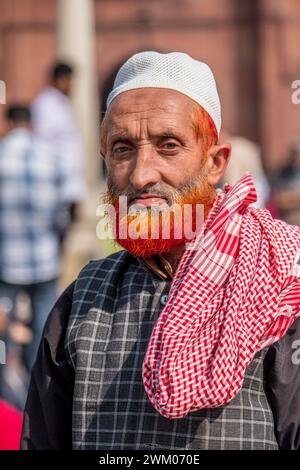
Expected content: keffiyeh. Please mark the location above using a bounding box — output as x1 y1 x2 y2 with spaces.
143 174 300 419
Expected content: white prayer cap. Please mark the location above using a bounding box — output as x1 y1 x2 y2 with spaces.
106 51 222 136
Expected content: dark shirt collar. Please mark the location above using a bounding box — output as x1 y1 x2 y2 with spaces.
138 254 174 281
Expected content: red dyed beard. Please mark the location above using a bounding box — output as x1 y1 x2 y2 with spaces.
104 172 216 259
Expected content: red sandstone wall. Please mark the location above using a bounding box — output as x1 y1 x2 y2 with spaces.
0 0 300 171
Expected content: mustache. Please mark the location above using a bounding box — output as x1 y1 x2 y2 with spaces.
105 180 179 205
102 163 216 212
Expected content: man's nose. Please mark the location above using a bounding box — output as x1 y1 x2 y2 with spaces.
129 146 161 190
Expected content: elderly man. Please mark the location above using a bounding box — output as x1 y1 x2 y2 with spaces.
21 52 300 450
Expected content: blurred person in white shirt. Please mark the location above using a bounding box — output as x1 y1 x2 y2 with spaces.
31 62 86 237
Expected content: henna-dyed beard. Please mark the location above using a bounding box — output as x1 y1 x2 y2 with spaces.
104 167 216 258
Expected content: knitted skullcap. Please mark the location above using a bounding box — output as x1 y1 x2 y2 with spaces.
106 51 222 135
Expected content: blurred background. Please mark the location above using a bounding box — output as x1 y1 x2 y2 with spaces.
0 0 300 448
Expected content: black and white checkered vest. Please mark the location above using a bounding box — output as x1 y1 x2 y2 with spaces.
65 250 278 450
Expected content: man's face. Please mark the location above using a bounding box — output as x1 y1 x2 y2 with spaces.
102 88 225 257
55 75 73 96
104 88 209 199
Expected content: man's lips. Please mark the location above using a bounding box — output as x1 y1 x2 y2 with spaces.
129 195 168 207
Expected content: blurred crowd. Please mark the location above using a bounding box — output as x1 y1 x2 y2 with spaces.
1 59 300 450
221 133 300 226
0 61 86 446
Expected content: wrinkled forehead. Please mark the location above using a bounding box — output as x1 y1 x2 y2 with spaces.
106 88 196 132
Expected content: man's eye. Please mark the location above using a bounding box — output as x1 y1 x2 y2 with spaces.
113 145 131 154
162 142 178 150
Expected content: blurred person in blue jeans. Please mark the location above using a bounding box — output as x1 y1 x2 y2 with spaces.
0 105 67 391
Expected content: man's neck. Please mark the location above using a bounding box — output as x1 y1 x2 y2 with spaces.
162 243 186 275
158 200 216 275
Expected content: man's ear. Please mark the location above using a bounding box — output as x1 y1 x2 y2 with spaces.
206 143 231 186
99 138 107 161
100 151 109 175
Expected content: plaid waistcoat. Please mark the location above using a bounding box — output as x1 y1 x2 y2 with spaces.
65 250 278 450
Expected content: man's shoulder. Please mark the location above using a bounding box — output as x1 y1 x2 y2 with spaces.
32 87 66 117
63 250 137 327
32 87 58 104
74 249 136 289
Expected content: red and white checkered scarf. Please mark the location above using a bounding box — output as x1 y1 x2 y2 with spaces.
143 174 300 419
